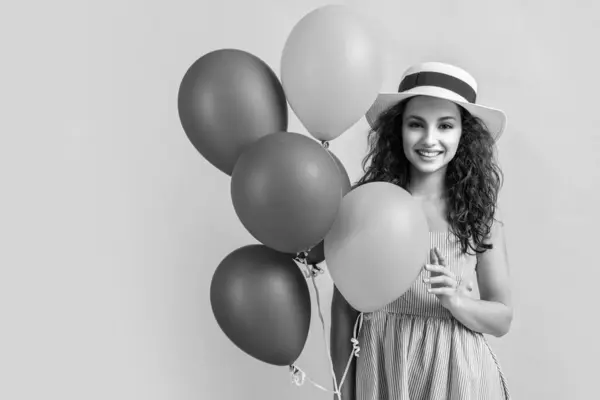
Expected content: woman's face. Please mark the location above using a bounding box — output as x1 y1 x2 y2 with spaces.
401 96 463 176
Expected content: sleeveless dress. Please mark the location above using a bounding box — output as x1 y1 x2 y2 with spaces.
356 231 510 400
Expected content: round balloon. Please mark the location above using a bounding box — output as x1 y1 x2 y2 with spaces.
231 132 342 254
178 49 288 175
324 182 429 312
281 5 383 141
329 151 352 195
210 244 311 366
305 151 352 264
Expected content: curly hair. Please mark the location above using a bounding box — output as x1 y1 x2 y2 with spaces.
354 98 503 255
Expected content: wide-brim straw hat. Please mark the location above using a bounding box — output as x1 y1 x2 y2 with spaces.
365 61 507 140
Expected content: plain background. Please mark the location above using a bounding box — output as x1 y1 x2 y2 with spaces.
1 0 599 399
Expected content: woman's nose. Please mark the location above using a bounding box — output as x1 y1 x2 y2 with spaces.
422 126 438 145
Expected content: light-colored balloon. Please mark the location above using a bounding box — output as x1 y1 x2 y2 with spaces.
324 182 429 312
281 5 383 141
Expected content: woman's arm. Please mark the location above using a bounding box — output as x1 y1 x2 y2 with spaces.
448 210 513 337
330 285 359 400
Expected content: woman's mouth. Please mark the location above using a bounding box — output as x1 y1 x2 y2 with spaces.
416 150 443 160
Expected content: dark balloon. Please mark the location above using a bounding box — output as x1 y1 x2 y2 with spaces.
305 151 352 264
210 245 311 366
329 151 352 196
305 242 326 265
178 49 288 175
231 132 342 254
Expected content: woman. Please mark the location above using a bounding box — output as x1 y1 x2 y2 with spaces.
330 62 513 400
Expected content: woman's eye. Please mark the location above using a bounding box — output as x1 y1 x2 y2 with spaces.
408 122 422 128
440 123 453 130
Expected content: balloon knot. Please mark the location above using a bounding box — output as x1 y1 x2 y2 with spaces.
301 263 324 279
289 364 306 386
321 140 330 149
293 251 324 279
351 338 361 357
294 251 309 264
310 263 324 276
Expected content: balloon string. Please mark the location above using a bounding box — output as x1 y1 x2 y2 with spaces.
293 251 324 279
289 258 364 400
309 272 340 397
289 364 332 392
337 311 363 391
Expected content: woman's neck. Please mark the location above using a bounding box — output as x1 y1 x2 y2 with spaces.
408 169 447 201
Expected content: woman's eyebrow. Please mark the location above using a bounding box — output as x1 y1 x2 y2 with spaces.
405 115 457 121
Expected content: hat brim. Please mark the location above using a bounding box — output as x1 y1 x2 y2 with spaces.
365 90 507 141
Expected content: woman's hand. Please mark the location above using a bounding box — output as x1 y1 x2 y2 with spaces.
423 247 473 310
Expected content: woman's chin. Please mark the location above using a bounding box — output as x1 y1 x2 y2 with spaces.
410 161 445 175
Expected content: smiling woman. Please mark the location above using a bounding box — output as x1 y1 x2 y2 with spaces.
330 62 512 400
402 97 463 174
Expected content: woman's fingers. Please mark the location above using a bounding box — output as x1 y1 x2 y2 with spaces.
427 287 455 296
424 264 454 277
424 264 456 289
424 275 456 288
433 247 447 266
430 248 439 265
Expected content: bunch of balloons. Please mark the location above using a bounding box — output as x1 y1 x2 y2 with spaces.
177 4 430 375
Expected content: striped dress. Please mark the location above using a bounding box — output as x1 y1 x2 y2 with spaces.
356 231 510 400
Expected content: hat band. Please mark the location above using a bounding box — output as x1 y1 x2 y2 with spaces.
398 71 477 103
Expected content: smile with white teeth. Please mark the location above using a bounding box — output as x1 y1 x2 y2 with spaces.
416 150 443 157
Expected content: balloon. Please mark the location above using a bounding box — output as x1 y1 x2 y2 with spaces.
210 244 311 366
281 5 383 141
324 182 430 312
305 151 352 264
178 49 288 175
231 132 342 254
329 151 352 195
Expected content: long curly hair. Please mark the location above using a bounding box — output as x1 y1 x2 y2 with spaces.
355 98 503 255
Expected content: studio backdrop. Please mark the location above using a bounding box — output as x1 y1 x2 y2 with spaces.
1 0 598 399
